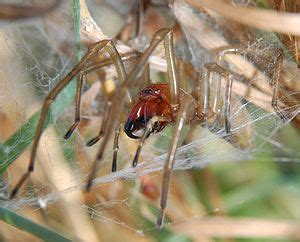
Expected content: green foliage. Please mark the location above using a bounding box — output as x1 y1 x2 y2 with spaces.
0 207 71 241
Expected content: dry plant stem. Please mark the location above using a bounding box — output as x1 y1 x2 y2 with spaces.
79 0 106 42
0 0 61 20
186 0 300 36
85 28 175 191
38 128 99 242
10 40 129 198
171 216 300 240
157 96 194 229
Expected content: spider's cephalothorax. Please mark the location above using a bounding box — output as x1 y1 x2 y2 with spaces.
124 83 174 139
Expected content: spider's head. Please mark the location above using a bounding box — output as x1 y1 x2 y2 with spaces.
124 83 173 139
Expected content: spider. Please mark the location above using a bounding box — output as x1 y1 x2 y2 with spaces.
9 3 285 230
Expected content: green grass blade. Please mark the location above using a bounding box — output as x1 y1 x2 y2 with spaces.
72 0 83 61
0 206 71 241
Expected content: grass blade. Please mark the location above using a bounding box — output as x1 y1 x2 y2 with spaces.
0 206 71 241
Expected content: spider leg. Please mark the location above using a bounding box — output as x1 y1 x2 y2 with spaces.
86 44 135 147
112 122 123 172
155 28 188 229
177 59 188 92
210 47 244 128
164 29 180 108
142 63 151 85
104 42 133 105
182 123 197 145
68 40 134 144
85 28 174 191
87 85 123 148
111 61 152 172
156 46 239 228
216 46 287 122
156 96 193 229
86 100 112 147
134 0 144 38
201 68 210 116
224 72 234 133
113 62 152 172
128 29 182 219
10 39 126 198
271 49 286 121
204 63 233 134
64 71 86 139
84 51 137 74
132 116 172 168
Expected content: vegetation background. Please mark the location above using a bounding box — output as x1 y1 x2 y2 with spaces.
0 0 300 241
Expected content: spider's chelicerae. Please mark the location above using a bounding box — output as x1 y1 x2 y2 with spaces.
10 4 285 229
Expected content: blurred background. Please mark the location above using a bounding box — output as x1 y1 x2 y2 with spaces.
0 0 300 241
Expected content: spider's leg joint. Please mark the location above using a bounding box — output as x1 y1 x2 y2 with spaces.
80 70 86 76
45 98 54 105
85 179 93 192
28 164 34 172
271 102 288 122
96 152 103 161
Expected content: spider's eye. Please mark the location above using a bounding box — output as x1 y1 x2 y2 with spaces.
141 88 152 95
